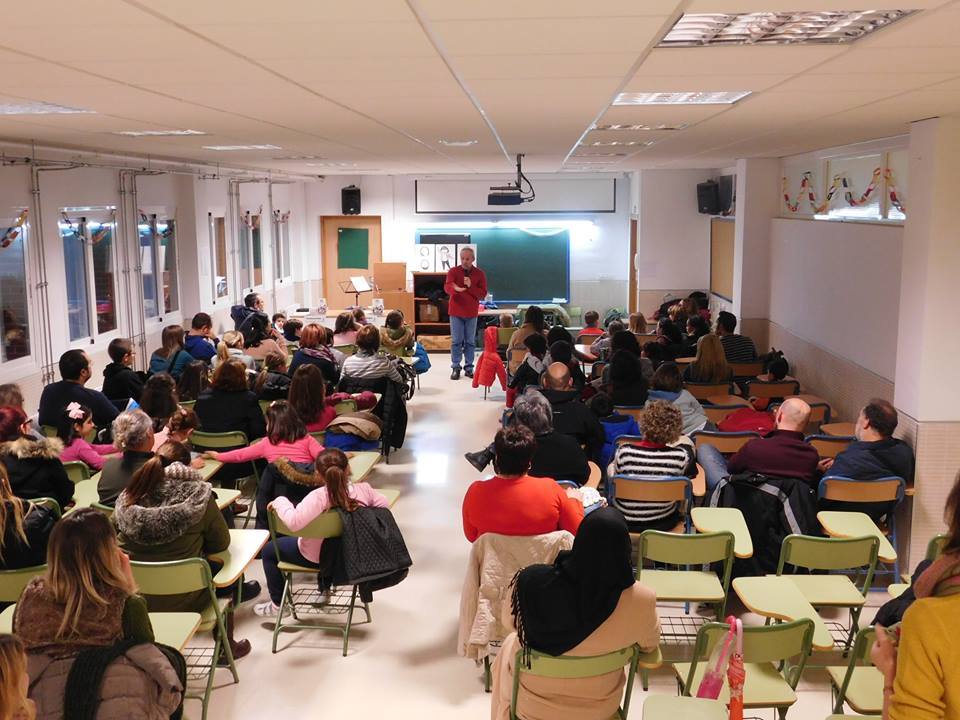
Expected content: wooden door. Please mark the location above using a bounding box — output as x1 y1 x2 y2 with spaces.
320 216 383 308
628 218 638 313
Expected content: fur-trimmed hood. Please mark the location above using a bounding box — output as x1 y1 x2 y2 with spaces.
114 462 212 546
274 458 321 488
0 436 63 460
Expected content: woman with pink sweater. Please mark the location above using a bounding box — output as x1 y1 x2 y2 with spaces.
57 402 118 471
254 447 389 617
203 401 323 466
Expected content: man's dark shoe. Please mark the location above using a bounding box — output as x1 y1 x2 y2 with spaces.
464 448 493 472
451 367 461 380
464 367 474 378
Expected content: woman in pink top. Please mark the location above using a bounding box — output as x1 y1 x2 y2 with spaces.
254 448 388 616
332 312 359 347
57 402 117 471
204 401 324 466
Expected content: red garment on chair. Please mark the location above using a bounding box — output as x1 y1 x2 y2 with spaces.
472 326 507 392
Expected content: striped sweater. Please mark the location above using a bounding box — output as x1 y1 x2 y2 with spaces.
609 441 694 524
720 334 758 363
342 350 404 385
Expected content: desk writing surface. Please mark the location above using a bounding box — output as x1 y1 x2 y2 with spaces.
574 344 599 360
209 529 269 588
72 479 99 508
348 451 381 483
820 422 855 437
705 395 749 407
732 575 833 650
213 488 242 511
149 612 201 651
691 507 753 558
378 487 401 507
817 511 897 563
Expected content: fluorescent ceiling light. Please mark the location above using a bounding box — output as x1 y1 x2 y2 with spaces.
614 91 751 105
272 155 322 160
0 101 95 115
582 140 652 147
112 129 206 137
594 122 688 131
202 144 281 151
438 139 478 147
658 10 917 47
306 161 357 168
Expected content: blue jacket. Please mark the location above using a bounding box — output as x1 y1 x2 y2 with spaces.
149 349 192 379
184 334 217 363
599 413 641 469
828 438 915 483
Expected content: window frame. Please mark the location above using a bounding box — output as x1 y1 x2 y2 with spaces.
238 210 265 294
273 209 292 285
209 213 230 304
0 207 35 374
138 210 180 320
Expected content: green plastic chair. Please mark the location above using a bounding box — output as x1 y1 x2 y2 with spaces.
675 618 815 719
0 564 46 604
31 497 62 519
267 508 370 656
333 344 357 356
258 399 271 417
642 695 727 719
827 626 882 715
510 644 640 720
497 327 517 347
130 558 238 720
309 431 326 445
62 461 90 484
189 431 256 527
333 399 358 416
42 424 96 441
777 534 880 651
178 400 196 411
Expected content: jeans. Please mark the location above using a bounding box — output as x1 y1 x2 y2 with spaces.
697 444 731 493
261 536 319 604
450 315 478 370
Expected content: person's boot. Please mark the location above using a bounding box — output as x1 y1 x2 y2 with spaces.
464 447 493 472
450 367 461 380
217 611 251 665
464 366 474 378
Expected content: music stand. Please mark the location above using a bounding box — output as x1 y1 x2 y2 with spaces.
338 276 373 308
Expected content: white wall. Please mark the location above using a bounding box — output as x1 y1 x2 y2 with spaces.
769 218 903 380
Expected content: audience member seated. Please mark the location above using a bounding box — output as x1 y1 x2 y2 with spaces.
0 406 72 509
491 508 660 720
57 403 117 471
668 303 689 337
589 393 640 469
698 397 819 492
283 317 303 344
628 312 648 335
646 363 709 435
332 312 360 346
195 359 267 444
873 472 960 720
253 351 291 401
148 324 192 379
289 365 336 433
641 341 668 372
608 401 695 532
176 359 209 402
38 350 119 428
97 410 154 506
13 508 184 718
0 635 34 719
508 305 547 374
341 325 405 386
579 310 604 337
461 426 583 543
204 400 323 467
352 307 368 326
683 334 734 385
231 292 285 361
272 312 286 334
514 389 589 486
655 319 686 360
541 363 604 456
684 315 710 352
590 319 623 358
184 312 218 363
139 372 179 432
255 448 389 617
289 323 340 389
607 351 649 407
716 311 758 363
101 338 145 404
0 462 56 570
212 330 256 371
151 406 203 461
544 341 586 390
755 355 795 383
380 310 414 356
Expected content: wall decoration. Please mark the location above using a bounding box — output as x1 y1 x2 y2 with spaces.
782 166 905 216
337 227 369 269
414 243 435 271
434 243 455 272
0 209 27 249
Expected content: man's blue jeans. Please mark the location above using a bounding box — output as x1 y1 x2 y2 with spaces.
697 444 731 493
450 315 478 370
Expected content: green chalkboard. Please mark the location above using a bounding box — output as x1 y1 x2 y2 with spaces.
337 227 369 269
417 227 569 303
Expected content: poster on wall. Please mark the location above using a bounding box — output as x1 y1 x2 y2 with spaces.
414 243 435 272
456 243 478 264
434 243 456 273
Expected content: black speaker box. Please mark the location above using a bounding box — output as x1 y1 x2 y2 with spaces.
697 180 720 215
342 185 361 215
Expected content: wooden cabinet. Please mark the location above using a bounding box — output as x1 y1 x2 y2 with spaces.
412 272 450 350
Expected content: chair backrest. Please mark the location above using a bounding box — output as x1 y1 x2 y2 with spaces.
0 565 47 603
178 400 196 410
613 406 644 426
309 431 326 445
40 425 57 438
684 382 734 400
833 626 878 708
703 403 746 425
746 380 800 398
189 430 249 450
804 434 854 459
497 327 517 346
927 534 948 561
511 645 639 720
30 497 62 518
819 476 905 504
691 430 761 454
729 361 764 377
268 507 343 541
258 399 271 416
130 557 214 596
612 475 692 505
62 461 90 484
685 619 814 693
639 531 734 593
334 344 357 356
575 333 599 347
334 399 358 415
777 535 880 593
803 401 831 427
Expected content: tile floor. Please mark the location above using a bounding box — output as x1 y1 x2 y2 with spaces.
205 361 886 719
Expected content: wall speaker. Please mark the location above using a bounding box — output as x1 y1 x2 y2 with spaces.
342 185 361 215
697 180 720 215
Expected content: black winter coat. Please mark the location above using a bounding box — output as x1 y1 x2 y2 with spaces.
0 438 73 510
0 501 57 570
102 362 146 403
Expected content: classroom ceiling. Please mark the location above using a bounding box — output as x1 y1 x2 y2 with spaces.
0 0 958 175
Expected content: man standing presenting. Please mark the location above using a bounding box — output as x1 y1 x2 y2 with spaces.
444 247 487 380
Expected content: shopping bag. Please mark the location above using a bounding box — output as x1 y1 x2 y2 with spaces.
727 618 745 720
696 615 738 699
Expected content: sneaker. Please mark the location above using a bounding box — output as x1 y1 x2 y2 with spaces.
450 367 461 380
464 448 492 472
254 600 280 617
464 367 474 378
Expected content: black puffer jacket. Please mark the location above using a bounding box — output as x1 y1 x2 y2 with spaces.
0 437 73 509
102 362 146 403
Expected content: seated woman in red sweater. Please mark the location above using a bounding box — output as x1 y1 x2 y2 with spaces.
204 400 323 466
461 425 584 543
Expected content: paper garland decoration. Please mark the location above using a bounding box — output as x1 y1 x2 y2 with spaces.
1 209 28 249
273 209 290 224
782 167 905 214
60 210 116 245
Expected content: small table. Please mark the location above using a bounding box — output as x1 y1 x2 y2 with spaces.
149 612 202 651
691 507 753 558
574 344 599 361
378 487 401 507
209 529 269 588
732 575 834 650
643 696 726 719
348 451 381 484
72 478 99 508
817 511 897 564
821 422 856 437
212 488 243 511
705 395 749 407
675 356 696 364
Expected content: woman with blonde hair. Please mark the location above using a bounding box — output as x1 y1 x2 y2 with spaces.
628 312 647 335
148 324 191 379
0 463 55 571
0 634 34 720
683 333 733 385
212 330 256 371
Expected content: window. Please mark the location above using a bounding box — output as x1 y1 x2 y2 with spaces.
0 208 30 361
273 210 291 281
60 208 118 340
251 214 263 287
139 212 179 318
239 211 263 290
209 214 228 299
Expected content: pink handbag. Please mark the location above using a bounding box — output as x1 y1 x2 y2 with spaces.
696 616 739 699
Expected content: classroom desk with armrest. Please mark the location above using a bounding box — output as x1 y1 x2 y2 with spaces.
705 395 749 407
73 471 237 512
573 344 599 361
691 507 753 558
818 511 898 565
348 451 381 484
732 575 834 651
208 529 269 588
88 458 224 486
820 422 855 437
642 696 727 719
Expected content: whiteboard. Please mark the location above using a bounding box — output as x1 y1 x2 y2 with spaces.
415 177 617 214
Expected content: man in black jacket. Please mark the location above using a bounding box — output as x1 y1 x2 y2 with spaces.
102 338 145 404
539 363 604 459
38 350 119 428
231 293 281 348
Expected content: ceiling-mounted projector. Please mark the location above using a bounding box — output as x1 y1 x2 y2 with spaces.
488 153 535 206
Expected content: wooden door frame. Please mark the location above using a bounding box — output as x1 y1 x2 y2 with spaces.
319 215 383 308
628 218 638 313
